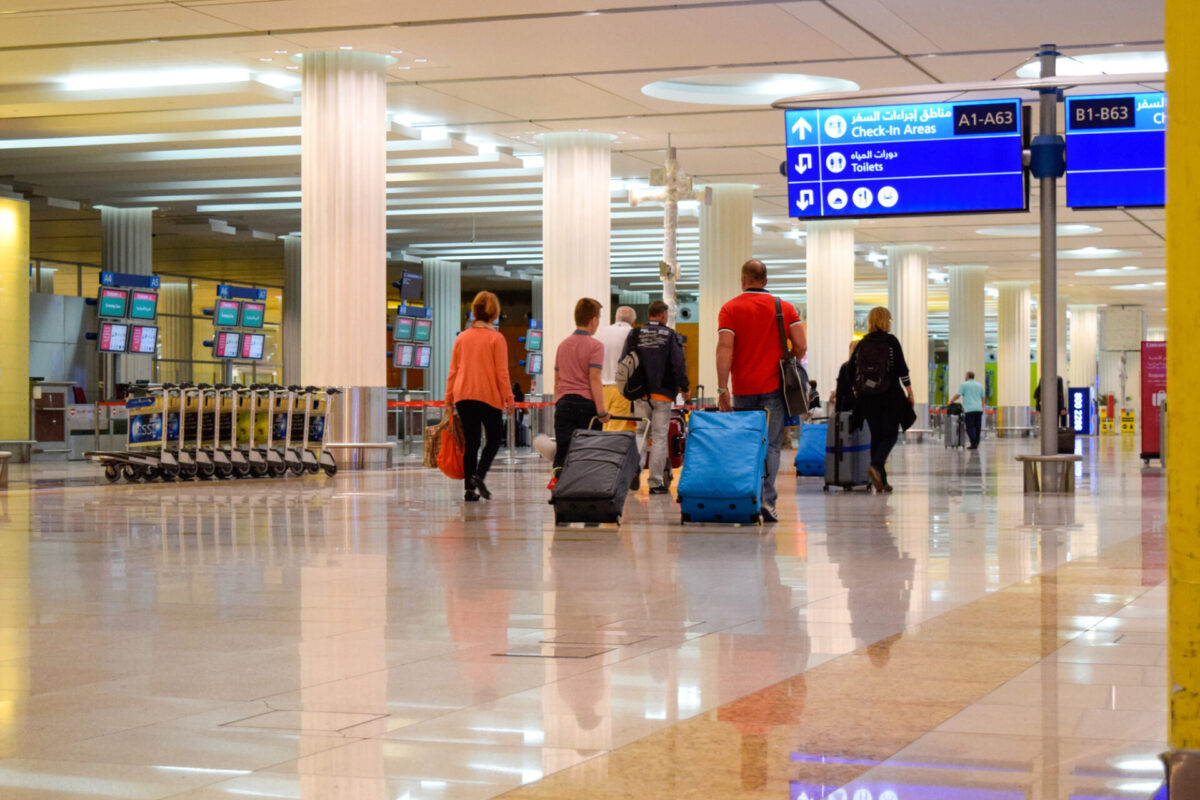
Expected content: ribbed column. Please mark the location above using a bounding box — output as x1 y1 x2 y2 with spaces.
948 266 987 397
424 258 461 401
100 207 153 276
0 198 30 441
996 281 1032 429
888 245 929 424
101 207 154 382
300 50 389 463
541 132 612 397
806 221 856 396
282 235 301 386
299 50 388 388
699 184 754 392
530 276 543 327
1068 304 1098 389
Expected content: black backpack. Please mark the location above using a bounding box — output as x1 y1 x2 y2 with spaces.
854 338 892 396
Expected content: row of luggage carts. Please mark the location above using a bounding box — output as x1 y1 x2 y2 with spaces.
85 383 340 483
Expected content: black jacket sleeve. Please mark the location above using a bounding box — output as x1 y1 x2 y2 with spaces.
891 334 911 387
671 331 689 394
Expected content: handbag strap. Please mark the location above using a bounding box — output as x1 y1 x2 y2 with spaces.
773 296 789 359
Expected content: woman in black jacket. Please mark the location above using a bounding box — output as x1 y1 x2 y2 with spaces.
848 307 916 493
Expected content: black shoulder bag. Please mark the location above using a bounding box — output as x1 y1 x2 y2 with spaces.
774 297 811 417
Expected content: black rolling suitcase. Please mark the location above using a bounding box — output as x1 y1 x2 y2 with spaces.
1057 425 1076 454
550 416 643 525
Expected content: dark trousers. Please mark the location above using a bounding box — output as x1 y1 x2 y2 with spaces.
964 411 983 447
867 417 900 484
553 394 601 472
456 400 504 490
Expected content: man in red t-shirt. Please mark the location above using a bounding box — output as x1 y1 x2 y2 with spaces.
715 259 807 522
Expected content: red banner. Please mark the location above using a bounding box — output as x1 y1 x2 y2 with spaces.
1141 341 1166 458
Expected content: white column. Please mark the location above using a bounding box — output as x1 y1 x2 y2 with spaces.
1098 307 1146 410
299 50 389 463
101 207 154 382
887 245 929 422
996 281 1032 428
282 235 301 386
100 207 153 276
948 266 987 396
698 183 753 393
1068 304 1098 389
805 220 856 397
541 132 612 397
423 258 461 401
299 50 388 389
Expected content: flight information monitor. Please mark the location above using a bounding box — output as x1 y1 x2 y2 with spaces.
526 329 543 351
414 345 431 369
129 290 158 321
213 331 241 359
393 344 415 369
128 325 158 354
526 352 543 375
1065 91 1165 208
214 299 241 327
783 98 1026 218
412 318 432 342
240 333 265 360
98 321 129 353
239 301 265 329
393 315 415 341
97 288 129 318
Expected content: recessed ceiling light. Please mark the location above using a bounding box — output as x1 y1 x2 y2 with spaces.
60 68 250 91
1054 246 1142 259
641 72 858 106
1016 50 1167 78
977 223 1100 237
285 65 299 71
339 45 353 50
396 66 411 70
390 50 403 54
274 50 288 54
414 57 428 63
1076 267 1164 277
258 57 273 62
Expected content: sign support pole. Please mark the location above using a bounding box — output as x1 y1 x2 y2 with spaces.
1036 44 1062 458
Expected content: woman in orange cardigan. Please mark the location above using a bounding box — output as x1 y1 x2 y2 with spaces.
444 291 516 502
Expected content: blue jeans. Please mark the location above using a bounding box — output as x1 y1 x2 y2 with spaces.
734 390 786 510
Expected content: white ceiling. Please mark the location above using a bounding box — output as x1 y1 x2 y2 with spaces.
0 0 1168 329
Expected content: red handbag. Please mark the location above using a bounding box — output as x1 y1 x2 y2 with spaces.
437 420 465 480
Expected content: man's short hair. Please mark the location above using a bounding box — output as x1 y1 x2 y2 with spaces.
647 300 668 318
615 306 637 325
574 297 602 327
741 259 767 285
966 370 975 379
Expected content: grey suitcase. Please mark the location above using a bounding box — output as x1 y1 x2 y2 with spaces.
824 412 870 492
945 413 965 448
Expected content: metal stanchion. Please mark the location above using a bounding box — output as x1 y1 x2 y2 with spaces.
501 409 520 465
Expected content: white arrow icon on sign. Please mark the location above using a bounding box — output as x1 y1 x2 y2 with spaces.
795 153 813 175
796 190 814 211
791 116 813 140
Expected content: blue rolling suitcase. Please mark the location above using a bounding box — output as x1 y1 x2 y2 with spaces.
794 421 827 477
677 410 768 524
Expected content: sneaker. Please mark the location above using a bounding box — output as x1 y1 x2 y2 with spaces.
649 486 669 495
464 490 480 502
760 505 778 523
471 474 492 500
883 484 894 493
867 466 885 493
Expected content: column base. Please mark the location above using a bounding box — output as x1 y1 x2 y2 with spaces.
327 386 389 470
1163 749 1200 797
996 405 1035 437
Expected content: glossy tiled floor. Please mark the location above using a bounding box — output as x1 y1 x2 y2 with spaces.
0 433 1166 799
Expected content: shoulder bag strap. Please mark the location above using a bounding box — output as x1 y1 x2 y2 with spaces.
773 296 789 360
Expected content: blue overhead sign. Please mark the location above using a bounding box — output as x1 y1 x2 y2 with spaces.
1065 91 1165 208
784 99 1026 219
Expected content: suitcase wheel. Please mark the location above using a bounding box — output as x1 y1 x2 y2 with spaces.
681 512 690 523
822 485 830 493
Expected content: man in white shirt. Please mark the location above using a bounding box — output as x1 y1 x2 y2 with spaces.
597 306 637 431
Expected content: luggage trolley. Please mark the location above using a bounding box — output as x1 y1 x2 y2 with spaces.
86 384 180 482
